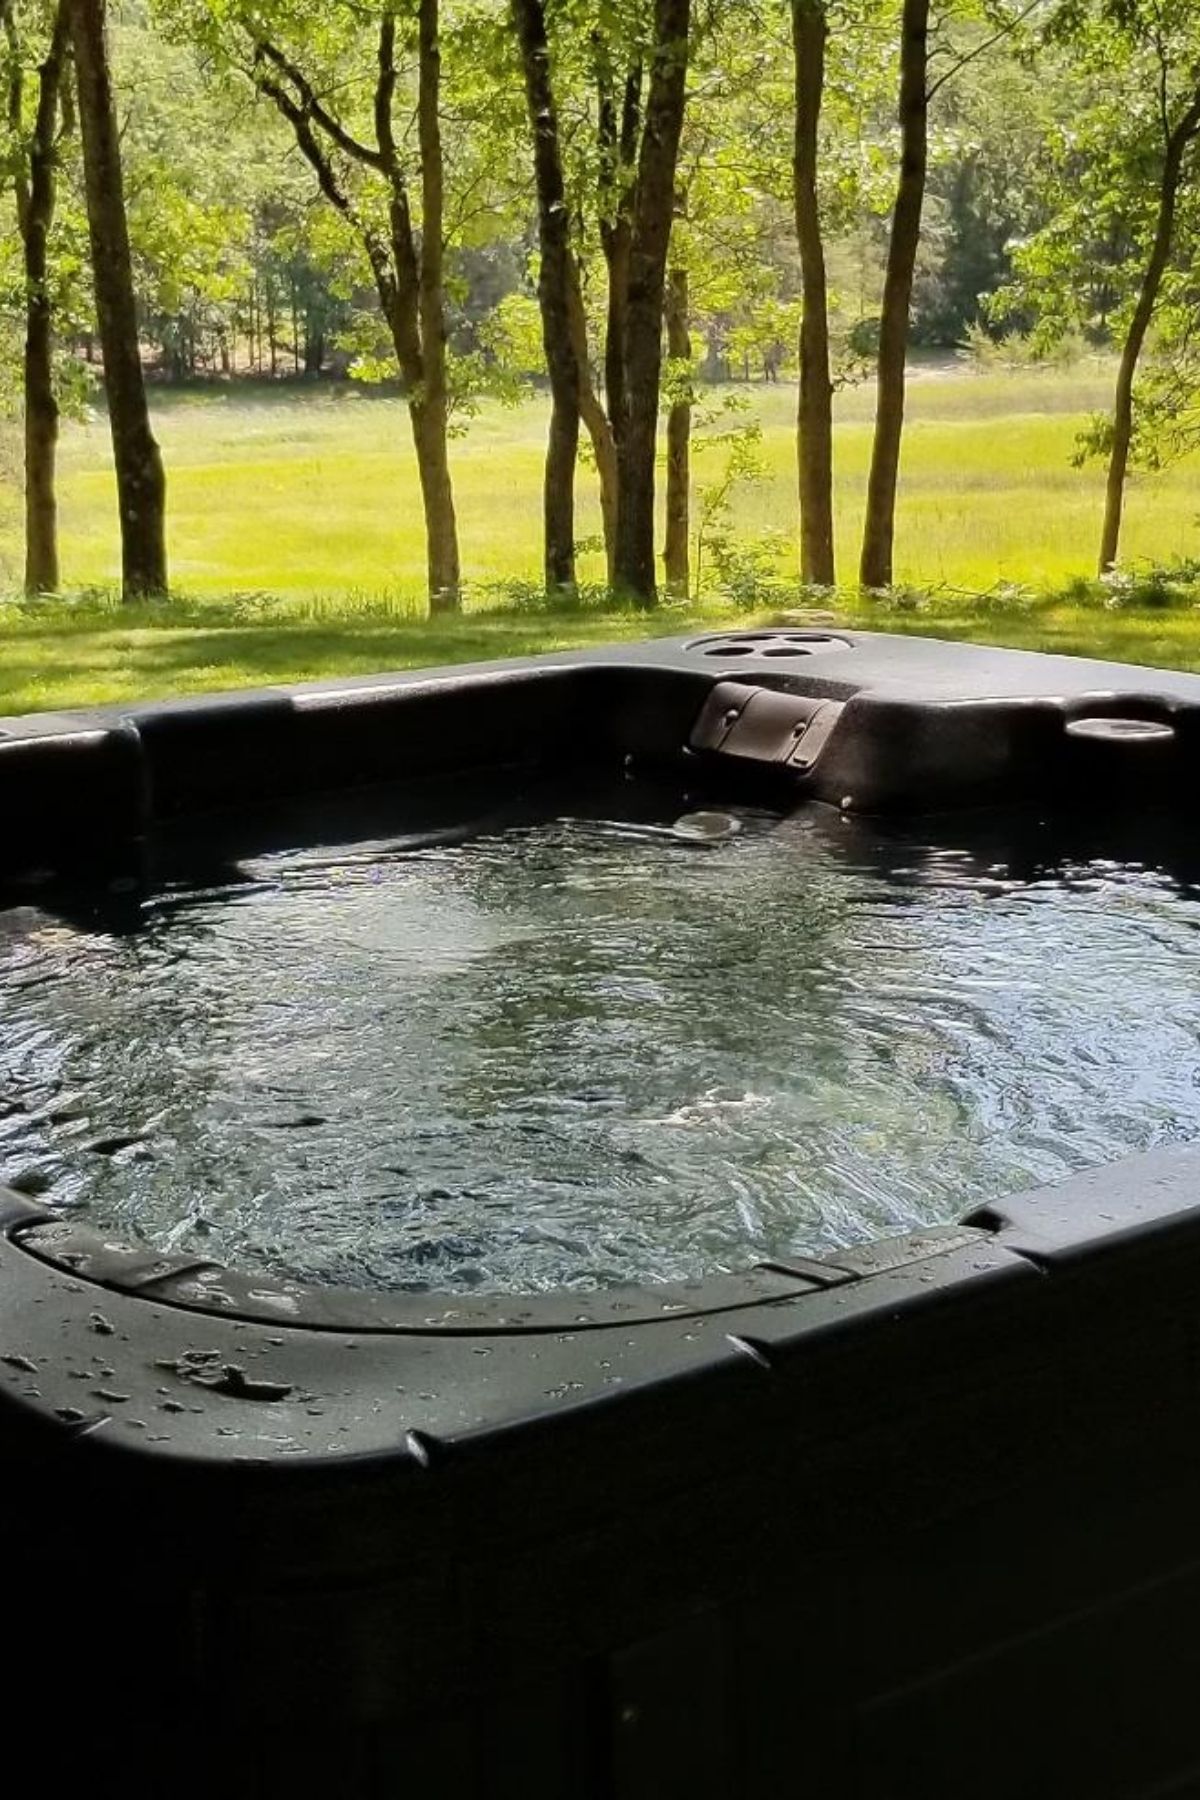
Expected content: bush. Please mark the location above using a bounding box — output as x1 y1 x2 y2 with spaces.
958 322 1091 372
706 532 790 611
859 583 928 614
1096 561 1200 611
847 316 882 359
475 578 618 616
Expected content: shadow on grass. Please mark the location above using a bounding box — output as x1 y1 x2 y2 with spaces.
864 607 1200 671
0 601 712 713
7 579 1200 716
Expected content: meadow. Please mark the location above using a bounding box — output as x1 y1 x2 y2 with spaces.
2 358 1200 714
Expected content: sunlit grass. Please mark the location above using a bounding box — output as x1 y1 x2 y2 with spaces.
5 579 1200 718
3 359 1200 715
0 593 738 714
7 358 1195 603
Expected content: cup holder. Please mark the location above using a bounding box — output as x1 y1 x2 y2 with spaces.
687 631 851 660
1065 716 1176 744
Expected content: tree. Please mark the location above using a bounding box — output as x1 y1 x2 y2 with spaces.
1087 2 1200 572
658 3 798 599
792 0 835 584
860 0 1039 588
613 0 691 604
209 1 464 610
3 0 71 595
995 0 1200 572
508 0 693 599
511 0 586 592
1100 85 1200 571
662 208 691 594
595 30 640 545
860 0 928 590
70 0 167 599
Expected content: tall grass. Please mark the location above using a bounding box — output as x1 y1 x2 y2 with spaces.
3 360 1194 604
4 361 1200 715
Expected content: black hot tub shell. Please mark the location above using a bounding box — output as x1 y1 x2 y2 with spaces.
5 627 1200 1797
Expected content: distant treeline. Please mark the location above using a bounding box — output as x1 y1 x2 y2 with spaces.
2 0 1199 609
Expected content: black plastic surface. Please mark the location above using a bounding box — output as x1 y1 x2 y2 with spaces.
4 629 1200 1796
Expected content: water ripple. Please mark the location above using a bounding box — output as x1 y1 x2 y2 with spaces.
2 798 1200 1294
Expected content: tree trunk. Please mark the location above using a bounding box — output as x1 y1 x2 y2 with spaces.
70 0 167 599
542 403 580 592
1098 93 1200 573
512 0 581 591
663 258 690 597
791 0 835 586
859 0 928 591
581 390 619 582
598 66 641 453
266 281 277 377
21 3 70 596
613 0 691 607
410 393 460 612
416 0 460 611
562 271 618 577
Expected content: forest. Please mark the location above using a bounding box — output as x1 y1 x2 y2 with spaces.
2 0 1200 644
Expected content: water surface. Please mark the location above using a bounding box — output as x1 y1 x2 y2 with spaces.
2 789 1198 1293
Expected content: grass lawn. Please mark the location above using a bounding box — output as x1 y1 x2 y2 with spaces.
0 595 753 714
3 358 1200 714
3 587 1200 718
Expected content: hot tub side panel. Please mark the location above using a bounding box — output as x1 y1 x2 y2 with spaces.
5 1154 1200 1796
6 630 1200 880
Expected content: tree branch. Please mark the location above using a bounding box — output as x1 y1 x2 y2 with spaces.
925 0 1041 104
255 58 399 324
1 0 29 226
374 10 397 173
253 37 385 172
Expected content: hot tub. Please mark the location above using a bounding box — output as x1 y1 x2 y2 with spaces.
4 628 1200 1798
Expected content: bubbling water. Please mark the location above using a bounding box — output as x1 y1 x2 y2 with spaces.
2 790 1199 1294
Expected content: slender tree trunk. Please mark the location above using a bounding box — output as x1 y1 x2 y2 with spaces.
70 0 167 599
598 66 641 454
20 3 70 595
569 284 618 580
416 0 460 611
791 0 835 586
613 0 691 607
663 257 691 596
584 405 619 580
409 393 459 608
542 403 579 591
382 266 461 610
1099 93 1200 573
512 0 581 591
266 281 277 377
604 225 631 447
859 0 928 590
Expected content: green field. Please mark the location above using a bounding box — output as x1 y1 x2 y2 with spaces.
18 360 1200 597
2 360 1200 714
